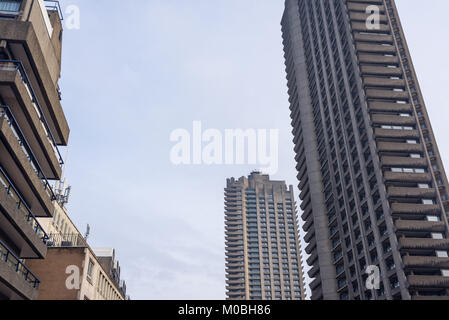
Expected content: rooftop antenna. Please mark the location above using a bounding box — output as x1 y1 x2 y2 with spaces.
84 224 90 241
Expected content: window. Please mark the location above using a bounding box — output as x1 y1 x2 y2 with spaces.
0 1 21 12
87 259 94 280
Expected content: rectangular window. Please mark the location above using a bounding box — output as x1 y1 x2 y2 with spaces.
87 259 94 280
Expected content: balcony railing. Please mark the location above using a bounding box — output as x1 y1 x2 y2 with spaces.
44 0 63 20
0 60 64 168
0 105 56 201
0 240 40 289
0 165 49 243
47 233 88 248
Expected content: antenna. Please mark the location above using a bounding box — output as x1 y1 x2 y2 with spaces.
84 224 90 241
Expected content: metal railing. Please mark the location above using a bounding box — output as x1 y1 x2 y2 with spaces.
47 233 87 248
44 0 63 20
0 105 56 201
0 240 40 289
0 165 49 243
0 60 64 168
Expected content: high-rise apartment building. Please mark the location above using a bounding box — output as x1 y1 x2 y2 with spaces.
282 0 449 300
0 0 69 300
225 172 306 300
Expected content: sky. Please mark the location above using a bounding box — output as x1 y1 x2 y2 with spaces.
56 0 449 300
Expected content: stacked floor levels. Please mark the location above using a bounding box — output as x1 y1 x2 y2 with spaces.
282 0 449 300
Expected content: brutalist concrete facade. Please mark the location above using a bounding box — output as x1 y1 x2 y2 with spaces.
225 172 306 300
0 0 69 300
282 0 449 300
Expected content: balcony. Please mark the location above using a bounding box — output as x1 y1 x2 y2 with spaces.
0 61 63 179
408 275 449 289
363 77 405 89
375 128 419 140
384 171 432 184
378 142 423 154
388 187 437 199
46 234 87 248
0 106 55 217
368 101 411 113
391 203 441 216
403 256 449 269
372 114 416 126
399 238 449 251
0 240 39 300
361 66 403 77
0 1 69 145
0 165 48 258
380 156 427 168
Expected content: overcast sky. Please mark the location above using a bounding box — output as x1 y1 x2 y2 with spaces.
58 0 449 300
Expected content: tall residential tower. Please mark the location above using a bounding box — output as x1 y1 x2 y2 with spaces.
225 172 306 300
0 0 68 300
282 0 449 300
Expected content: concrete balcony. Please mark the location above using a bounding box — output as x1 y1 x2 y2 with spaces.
366 89 409 100
375 128 419 140
368 101 411 113
404 256 449 269
399 238 449 251
0 66 63 179
361 66 403 77
364 77 405 89
391 203 441 216
306 250 318 266
351 22 390 33
396 220 445 234
304 227 315 243
305 237 316 255
226 279 245 286
0 115 54 217
356 43 396 54
0 2 69 145
359 54 400 65
388 187 437 199
0 240 39 300
303 214 313 231
0 166 47 259
380 156 427 168
308 263 320 279
354 33 393 44
372 114 416 126
378 142 423 154
348 2 385 13
310 276 321 290
384 172 432 184
408 275 449 289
